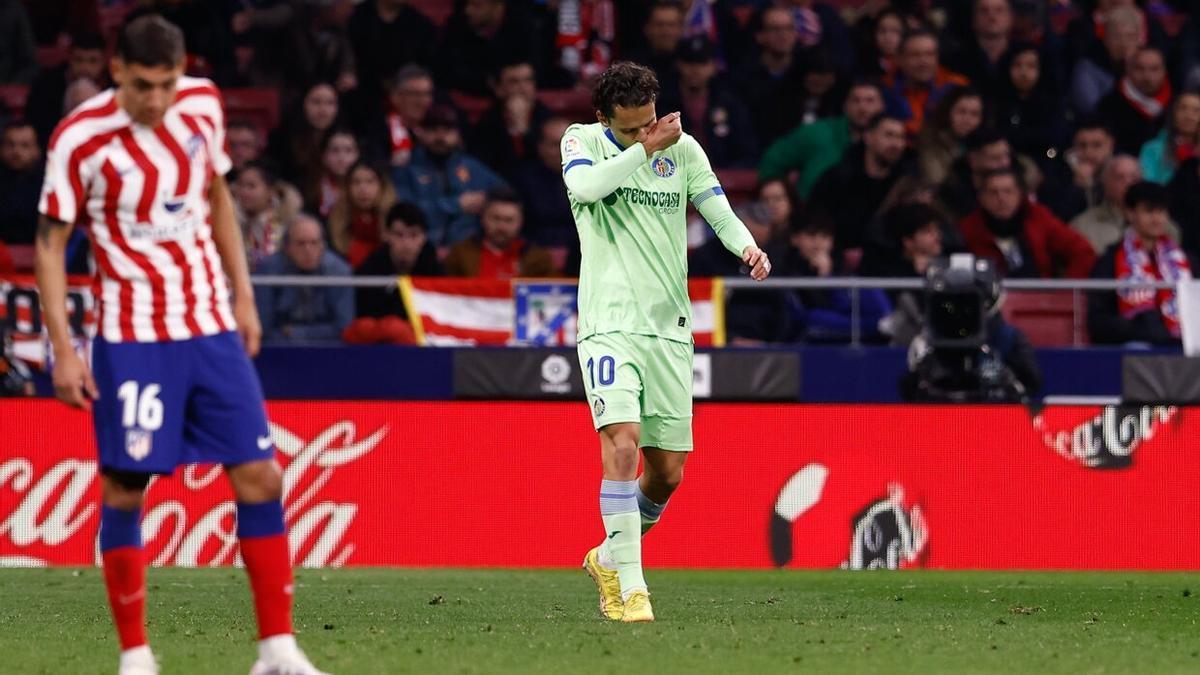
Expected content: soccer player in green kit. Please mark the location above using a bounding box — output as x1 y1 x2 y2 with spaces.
562 62 771 622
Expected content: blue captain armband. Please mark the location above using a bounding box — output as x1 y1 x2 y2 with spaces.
691 186 725 207
563 159 594 174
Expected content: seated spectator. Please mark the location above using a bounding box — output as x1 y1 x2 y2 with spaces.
1072 155 1180 254
937 128 1044 223
232 161 302 272
917 86 985 187
1070 5 1143 117
959 168 1096 278
347 0 435 108
994 44 1069 162
780 0 855 77
883 29 969 138
364 65 435 169
468 59 551 179
0 119 43 244
24 32 107 146
355 202 443 317
327 161 397 267
943 0 1016 98
861 203 945 279
790 50 845 129
295 0 358 95
393 104 507 247
757 178 799 244
758 80 885 198
624 0 685 88
1096 46 1169 155
0 0 36 83
1088 181 1196 345
255 214 354 344
736 5 803 146
227 120 265 173
1139 91 1200 185
855 7 904 80
511 117 575 247
658 36 757 168
1039 119 1116 221
443 188 555 279
305 127 360 220
436 0 537 96
808 113 913 258
268 81 340 185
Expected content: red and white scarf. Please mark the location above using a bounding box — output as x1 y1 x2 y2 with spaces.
1119 76 1172 120
1115 230 1192 337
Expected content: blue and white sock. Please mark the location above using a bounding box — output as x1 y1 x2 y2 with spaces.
596 479 645 597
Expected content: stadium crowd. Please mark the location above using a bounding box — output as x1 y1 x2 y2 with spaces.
2 0 1200 347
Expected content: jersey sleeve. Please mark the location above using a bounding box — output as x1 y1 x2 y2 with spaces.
38 127 91 225
682 134 723 205
683 135 756 256
560 124 647 205
560 124 597 175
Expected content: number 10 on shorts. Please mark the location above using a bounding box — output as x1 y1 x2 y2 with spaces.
586 356 615 388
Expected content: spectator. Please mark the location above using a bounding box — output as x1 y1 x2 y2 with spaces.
1096 46 1170 155
229 0 301 90
1072 154 1179 254
468 59 552 179
691 202 794 344
1139 90 1200 185
437 0 537 97
808 113 913 257
994 44 1069 162
1070 5 1143 117
757 178 799 244
347 0 435 104
295 0 358 94
268 81 340 185
255 214 355 344
0 119 42 244
856 7 905 80
624 0 685 87
20 0 97 47
861 202 945 279
0 0 36 83
365 65 435 169
1167 152 1200 258
944 0 1015 98
917 86 986 187
306 127 360 220
758 80 885 198
937 128 1044 223
790 50 845 129
354 202 442 322
511 117 575 247
1088 181 1195 346
883 29 969 138
62 76 99 113
392 104 506 247
327 161 398 267
227 120 265 173
958 168 1096 279
1040 119 1117 221
232 162 302 272
778 0 855 76
443 188 556 278
736 5 803 146
658 36 757 168
23 32 106 146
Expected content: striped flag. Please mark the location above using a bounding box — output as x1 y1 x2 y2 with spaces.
0 274 96 368
399 277 726 347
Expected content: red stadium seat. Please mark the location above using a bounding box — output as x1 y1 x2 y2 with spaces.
714 168 759 203
222 88 280 136
537 89 593 123
410 0 453 26
6 245 35 273
449 91 492 124
1000 290 1087 347
35 44 69 69
0 84 28 117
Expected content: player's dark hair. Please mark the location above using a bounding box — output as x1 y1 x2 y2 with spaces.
387 201 428 231
117 14 185 68
592 62 659 120
1124 181 1170 211
484 186 523 211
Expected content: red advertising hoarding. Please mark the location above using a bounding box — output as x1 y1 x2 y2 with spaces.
2 401 1196 569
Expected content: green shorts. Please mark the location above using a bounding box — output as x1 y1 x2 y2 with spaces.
576 332 693 452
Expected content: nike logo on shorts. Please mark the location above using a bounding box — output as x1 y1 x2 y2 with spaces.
257 435 273 451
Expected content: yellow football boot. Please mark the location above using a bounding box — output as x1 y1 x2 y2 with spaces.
620 590 654 623
582 547 625 620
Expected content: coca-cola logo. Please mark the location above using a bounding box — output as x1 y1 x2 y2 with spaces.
0 420 387 568
1033 405 1177 469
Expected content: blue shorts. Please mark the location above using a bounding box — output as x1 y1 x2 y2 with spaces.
91 331 273 475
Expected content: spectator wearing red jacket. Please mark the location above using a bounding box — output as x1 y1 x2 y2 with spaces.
958 168 1096 278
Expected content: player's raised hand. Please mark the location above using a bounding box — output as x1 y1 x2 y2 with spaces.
742 246 772 281
52 349 98 410
234 296 263 358
643 112 683 154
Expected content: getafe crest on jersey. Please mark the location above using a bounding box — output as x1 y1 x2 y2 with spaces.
651 156 676 178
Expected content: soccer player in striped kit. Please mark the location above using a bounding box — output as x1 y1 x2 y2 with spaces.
34 15 328 675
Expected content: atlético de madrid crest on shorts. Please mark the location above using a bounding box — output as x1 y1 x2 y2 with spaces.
651 156 675 178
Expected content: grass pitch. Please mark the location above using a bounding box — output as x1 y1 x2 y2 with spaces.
1 568 1197 674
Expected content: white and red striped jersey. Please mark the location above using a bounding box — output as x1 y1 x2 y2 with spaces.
38 76 236 343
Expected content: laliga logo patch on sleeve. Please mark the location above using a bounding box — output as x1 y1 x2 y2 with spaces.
563 136 583 159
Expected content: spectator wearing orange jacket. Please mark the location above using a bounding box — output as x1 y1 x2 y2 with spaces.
883 29 969 138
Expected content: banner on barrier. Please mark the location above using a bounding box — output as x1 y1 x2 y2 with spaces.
0 274 95 368
1 402 1195 569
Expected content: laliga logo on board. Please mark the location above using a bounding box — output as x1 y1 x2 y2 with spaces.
0 420 387 568
651 156 675 178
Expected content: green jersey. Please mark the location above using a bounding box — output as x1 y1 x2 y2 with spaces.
560 123 755 344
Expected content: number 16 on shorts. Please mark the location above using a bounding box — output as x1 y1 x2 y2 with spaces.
117 380 163 461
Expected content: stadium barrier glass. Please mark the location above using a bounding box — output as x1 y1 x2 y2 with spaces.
3 400 1196 570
